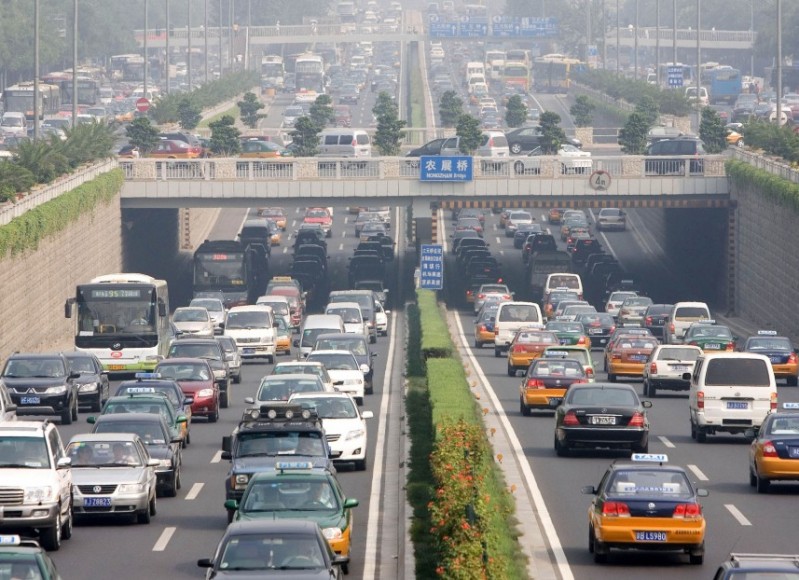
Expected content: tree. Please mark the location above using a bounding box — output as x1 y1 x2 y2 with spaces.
635 95 660 127
538 111 566 154
699 107 728 153
290 116 321 157
372 92 406 156
208 115 241 156
456 114 482 154
570 95 595 127
125 117 160 153
309 94 335 128
237 92 265 129
439 90 464 128
618 111 651 154
177 98 202 130
505 95 528 128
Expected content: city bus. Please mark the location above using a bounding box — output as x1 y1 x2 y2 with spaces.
505 49 531 68
294 53 326 93
193 239 255 307
503 61 531 93
1 82 61 119
109 54 145 82
261 55 285 90
533 54 585 93
41 73 100 107
701 65 742 104
65 273 170 374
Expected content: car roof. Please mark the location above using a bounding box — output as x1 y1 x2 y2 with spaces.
93 412 167 424
226 519 319 534
68 432 141 443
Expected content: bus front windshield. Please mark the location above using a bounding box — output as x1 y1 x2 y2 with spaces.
194 254 246 288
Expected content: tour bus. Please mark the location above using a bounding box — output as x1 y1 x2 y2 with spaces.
65 273 171 374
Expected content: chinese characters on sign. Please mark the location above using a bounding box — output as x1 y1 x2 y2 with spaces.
419 244 444 290
419 156 473 182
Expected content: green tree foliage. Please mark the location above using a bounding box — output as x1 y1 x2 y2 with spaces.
290 117 321 157
699 107 728 154
208 115 241 156
150 71 259 124
0 162 35 203
126 117 160 154
61 122 116 166
237 92 266 129
504 95 527 128
177 99 202 130
635 95 660 127
372 92 406 156
743 121 799 163
455 114 482 155
573 69 690 117
309 94 336 129
618 111 651 154
538 111 566 154
570 95 595 127
439 91 464 128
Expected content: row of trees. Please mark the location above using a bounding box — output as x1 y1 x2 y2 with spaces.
438 90 529 129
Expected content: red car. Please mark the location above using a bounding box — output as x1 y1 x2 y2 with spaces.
303 207 333 238
155 358 220 422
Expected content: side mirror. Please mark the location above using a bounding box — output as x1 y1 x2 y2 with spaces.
682 372 692 381
224 499 239 511
696 488 709 497
362 411 374 419
183 397 194 405
222 435 232 453
244 397 254 404
343 498 359 508
581 485 596 495
171 436 182 444
333 556 350 568
64 298 74 319
197 558 213 569
177 415 188 424
385 310 392 314
147 458 160 467
69 372 81 380
57 457 72 469
642 400 653 408
86 416 96 424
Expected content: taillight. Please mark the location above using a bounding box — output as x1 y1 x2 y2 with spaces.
669 322 675 333
351 138 357 145
466 290 473 296
609 325 616 333
577 336 589 346
562 411 580 426
673 503 702 519
586 368 594 378
503 294 511 300
762 441 778 457
478 293 485 299
479 325 487 332
645 316 653 325
602 501 630 517
725 343 734 351
512 345 526 353
697 391 704 409
789 353 798 364
628 412 645 427
526 379 545 389
771 392 778 410
612 353 621 361
649 362 658 374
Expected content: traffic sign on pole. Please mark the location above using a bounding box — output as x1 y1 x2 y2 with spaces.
136 97 151 112
419 244 444 290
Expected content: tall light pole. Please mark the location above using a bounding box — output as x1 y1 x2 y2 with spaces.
602 0 607 69
165 0 170 94
218 0 223 76
187 0 192 89
229 0 235 71
696 0 701 128
34 0 40 140
72 0 78 124
616 0 620 76
144 0 149 99
673 0 677 66
204 0 209 83
776 0 782 124
586 0 592 64
634 0 639 80
247 0 251 71
656 0 661 85
750 0 754 78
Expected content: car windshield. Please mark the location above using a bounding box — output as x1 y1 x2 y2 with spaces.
174 309 208 322
156 363 211 381
746 337 792 351
315 338 368 356
190 299 223 312
257 379 323 401
242 479 340 513
307 353 358 370
169 344 220 360
657 348 701 361
767 416 799 435
0 437 51 469
273 365 324 380
236 432 325 458
546 322 584 333
226 311 270 329
94 421 167 444
67 356 96 373
568 387 638 406
327 308 361 324
104 400 174 421
607 470 693 499
531 360 584 376
66 440 142 466
687 326 732 339
217 533 326 570
3 358 65 378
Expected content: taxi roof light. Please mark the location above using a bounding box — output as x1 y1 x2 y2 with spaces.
631 453 668 463
0 535 21 546
274 461 314 472
757 330 778 335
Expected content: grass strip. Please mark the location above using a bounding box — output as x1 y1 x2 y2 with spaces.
198 105 240 128
417 289 453 358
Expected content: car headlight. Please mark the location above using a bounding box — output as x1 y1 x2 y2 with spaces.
345 429 365 441
344 378 363 386
233 473 249 490
24 486 54 503
78 382 99 393
322 527 343 540
118 483 145 493
44 385 67 394
157 459 172 469
197 388 215 398
359 364 370 374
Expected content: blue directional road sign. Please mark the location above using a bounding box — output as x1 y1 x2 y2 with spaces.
419 156 473 182
459 22 488 37
667 66 684 87
519 17 558 37
429 22 458 37
420 245 444 290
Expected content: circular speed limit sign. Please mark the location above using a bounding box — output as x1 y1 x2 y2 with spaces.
589 170 611 191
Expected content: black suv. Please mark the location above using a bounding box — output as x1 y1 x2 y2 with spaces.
0 352 80 424
645 137 706 175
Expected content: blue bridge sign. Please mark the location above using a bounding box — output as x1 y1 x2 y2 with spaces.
420 244 444 290
419 156 473 182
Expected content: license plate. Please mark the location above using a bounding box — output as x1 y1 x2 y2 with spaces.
629 354 647 362
559 339 569 345
589 328 603 334
726 401 748 410
84 497 112 507
789 447 799 458
549 397 563 407
635 531 667 542
599 339 607 344
670 365 690 371
705 343 721 350
770 356 784 364
21 396 40 405
108 365 124 371
591 415 616 425
243 347 255 355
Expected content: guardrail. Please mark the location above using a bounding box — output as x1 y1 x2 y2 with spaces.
731 148 799 184
606 27 755 44
120 155 727 181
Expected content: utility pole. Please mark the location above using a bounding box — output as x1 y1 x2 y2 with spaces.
72 0 78 124
144 0 149 99
34 0 40 140
776 0 782 125
187 0 192 89
165 0 170 94
656 0 661 85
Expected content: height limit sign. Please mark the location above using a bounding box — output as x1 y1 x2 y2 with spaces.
419 244 444 290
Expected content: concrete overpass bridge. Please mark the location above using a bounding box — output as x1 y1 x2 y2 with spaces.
605 27 755 50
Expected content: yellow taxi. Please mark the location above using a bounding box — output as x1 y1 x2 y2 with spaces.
274 317 292 356
506 329 560 377
474 306 498 348
148 139 202 159
582 454 707 565
606 334 658 382
519 356 588 415
742 331 799 386
548 207 565 224
257 207 288 230
267 222 282 246
240 139 292 158
748 403 799 493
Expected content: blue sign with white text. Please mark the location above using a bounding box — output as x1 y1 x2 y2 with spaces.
420 244 444 290
489 16 558 38
419 156 473 182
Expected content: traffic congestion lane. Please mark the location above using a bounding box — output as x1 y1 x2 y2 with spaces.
49 204 403 579
443 210 799 577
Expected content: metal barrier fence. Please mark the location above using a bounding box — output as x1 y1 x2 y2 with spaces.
731 148 799 185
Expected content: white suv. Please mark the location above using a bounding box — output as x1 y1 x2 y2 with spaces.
0 421 74 550
642 345 703 397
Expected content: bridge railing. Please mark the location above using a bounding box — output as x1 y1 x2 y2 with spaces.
731 148 799 185
606 27 755 43
120 156 727 181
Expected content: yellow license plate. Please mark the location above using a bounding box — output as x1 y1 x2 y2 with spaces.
108 365 125 371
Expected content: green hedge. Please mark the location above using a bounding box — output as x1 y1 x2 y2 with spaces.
426 359 477 425
150 71 259 124
727 159 799 213
573 68 691 116
418 289 453 358
742 120 799 163
0 169 123 258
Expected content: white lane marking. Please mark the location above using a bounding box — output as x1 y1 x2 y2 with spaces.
291 219 297 228
725 504 752 526
294 207 300 214
495 236 501 244
546 227 551 235
152 527 176 551
282 247 288 254
492 223 497 231
341 231 346 238
452 314 574 580
687 464 709 481
362 208 401 578
541 213 547 221
210 450 222 464
344 216 349 224
185 482 204 500
657 435 675 449
499 249 505 256
338 243 344 251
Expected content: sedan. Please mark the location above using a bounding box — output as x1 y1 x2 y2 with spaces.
239 139 292 158
519 357 589 415
507 330 561 376
474 306 499 349
256 206 288 230
618 296 654 327
63 351 109 412
606 335 659 382
189 297 227 334
250 374 329 403
474 284 513 313
545 320 591 348
642 345 702 397
554 383 652 456
155 358 221 421
148 139 202 159
512 145 592 175
748 405 799 493
504 211 534 236
513 223 544 249
575 312 616 348
171 307 215 337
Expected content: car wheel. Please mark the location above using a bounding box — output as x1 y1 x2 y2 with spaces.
208 401 219 423
749 468 757 488
226 509 235 524
588 526 595 553
755 470 770 493
234 373 242 384
690 418 697 440
41 509 62 551
185 429 191 445
71 398 78 421
689 549 704 565
62 503 73 540
92 392 103 413
608 373 616 382
507 364 516 377
494 347 501 358
592 530 607 563
696 427 707 443
474 339 482 349
510 143 523 154
354 457 367 471
520 398 531 417
220 390 229 409
632 440 648 453
370 333 377 344
365 384 374 395
554 434 570 457
149 493 157 516
138 504 152 524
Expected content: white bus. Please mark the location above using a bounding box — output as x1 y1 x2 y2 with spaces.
65 273 171 374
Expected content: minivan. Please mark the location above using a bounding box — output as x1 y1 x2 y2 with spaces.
544 273 583 301
645 137 706 175
0 112 27 136
296 314 346 358
493 301 545 356
224 305 277 363
666 301 711 344
317 128 371 158
325 301 368 336
688 352 777 442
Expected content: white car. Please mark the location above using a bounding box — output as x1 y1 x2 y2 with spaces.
289 392 373 470
642 345 703 397
306 350 365 405
171 307 215 337
272 361 334 392
374 301 388 336
189 298 227 334
512 144 593 175
325 302 368 336
605 291 639 319
504 211 534 236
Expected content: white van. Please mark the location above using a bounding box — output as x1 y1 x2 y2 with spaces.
318 128 372 158
493 301 545 356
296 314 346 358
544 273 583 301
685 86 709 106
1 112 27 136
688 353 777 442
666 301 711 344
325 301 368 336
224 305 277 363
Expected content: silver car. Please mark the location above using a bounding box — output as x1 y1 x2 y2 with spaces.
216 335 242 384
189 298 227 334
66 433 158 524
172 307 215 337
596 207 627 231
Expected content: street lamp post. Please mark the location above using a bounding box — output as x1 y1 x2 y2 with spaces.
696 0 701 128
247 0 251 71
616 0 620 76
634 0 639 80
187 0 192 90
204 0 209 83
165 0 170 94
72 0 78 124
218 0 223 76
144 0 149 100
776 0 782 124
656 0 661 85
673 0 677 66
750 0 754 78
34 0 40 140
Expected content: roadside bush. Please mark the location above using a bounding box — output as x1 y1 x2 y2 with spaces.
417 289 453 358
574 68 690 116
743 120 799 163
726 159 799 212
149 71 259 124
426 359 477 424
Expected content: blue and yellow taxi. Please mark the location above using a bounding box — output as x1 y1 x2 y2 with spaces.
742 330 799 386
114 373 192 445
545 319 591 348
0 535 63 579
582 454 707 565
748 402 799 493
94 389 188 448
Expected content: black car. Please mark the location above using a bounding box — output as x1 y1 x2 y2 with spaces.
571 238 602 266
63 351 110 412
0 352 79 424
712 553 799 579
450 230 482 254
114 374 194 444
314 333 376 393
513 223 544 249
554 383 652 456
575 312 616 348
642 304 674 339
506 125 582 154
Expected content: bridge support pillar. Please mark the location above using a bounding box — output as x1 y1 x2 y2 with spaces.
726 202 738 315
410 199 434 249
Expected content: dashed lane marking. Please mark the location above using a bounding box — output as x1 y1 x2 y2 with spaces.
687 464 709 481
210 450 222 464
185 483 204 501
725 504 752 526
152 527 176 551
657 435 675 449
